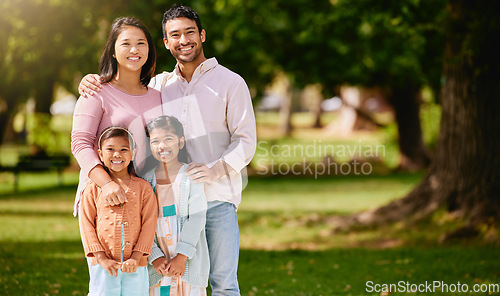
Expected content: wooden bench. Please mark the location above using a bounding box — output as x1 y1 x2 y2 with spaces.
0 154 70 191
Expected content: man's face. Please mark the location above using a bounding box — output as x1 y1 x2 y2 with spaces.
163 17 206 65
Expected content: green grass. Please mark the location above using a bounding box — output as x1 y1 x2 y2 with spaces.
1 173 499 295
239 174 424 250
0 104 490 295
239 247 500 296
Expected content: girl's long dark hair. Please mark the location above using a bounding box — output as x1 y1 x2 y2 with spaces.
99 17 156 87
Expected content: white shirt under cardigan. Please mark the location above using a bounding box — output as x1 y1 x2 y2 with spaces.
150 58 257 208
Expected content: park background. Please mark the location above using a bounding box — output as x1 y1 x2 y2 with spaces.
0 0 499 295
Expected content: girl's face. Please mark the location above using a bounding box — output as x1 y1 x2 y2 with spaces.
114 26 149 74
98 136 134 175
149 128 184 165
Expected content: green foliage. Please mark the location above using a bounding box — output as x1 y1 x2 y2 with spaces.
176 0 447 96
1 0 448 149
0 0 140 148
25 113 72 154
0 0 100 96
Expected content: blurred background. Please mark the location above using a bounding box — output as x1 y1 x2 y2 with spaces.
0 0 445 169
1 0 499 295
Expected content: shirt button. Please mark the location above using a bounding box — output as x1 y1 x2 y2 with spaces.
123 222 129 227
171 282 177 287
125 241 131 246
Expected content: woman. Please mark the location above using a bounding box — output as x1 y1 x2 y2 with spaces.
71 16 162 216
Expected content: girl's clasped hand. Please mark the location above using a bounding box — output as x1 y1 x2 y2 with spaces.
99 257 140 277
152 254 187 277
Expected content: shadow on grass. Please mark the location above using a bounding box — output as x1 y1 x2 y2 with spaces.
1 241 499 296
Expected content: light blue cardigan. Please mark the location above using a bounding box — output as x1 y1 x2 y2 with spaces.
144 165 209 288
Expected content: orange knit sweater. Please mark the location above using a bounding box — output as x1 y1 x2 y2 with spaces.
79 176 158 266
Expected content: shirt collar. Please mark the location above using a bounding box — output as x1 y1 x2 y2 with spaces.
173 57 218 79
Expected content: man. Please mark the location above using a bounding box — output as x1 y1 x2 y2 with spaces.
79 5 256 295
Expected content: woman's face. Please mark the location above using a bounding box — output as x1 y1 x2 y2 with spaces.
114 25 149 74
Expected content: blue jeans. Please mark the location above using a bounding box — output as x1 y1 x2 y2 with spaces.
206 201 240 296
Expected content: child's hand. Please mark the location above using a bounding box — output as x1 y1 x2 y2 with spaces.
121 258 139 273
152 256 169 276
165 254 187 277
99 257 121 277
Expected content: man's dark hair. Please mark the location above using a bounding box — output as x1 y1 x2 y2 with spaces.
162 4 203 39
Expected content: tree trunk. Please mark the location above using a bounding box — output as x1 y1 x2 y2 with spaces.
335 0 500 232
27 78 55 154
432 0 500 224
34 77 54 114
280 79 300 137
0 89 22 146
390 83 431 171
303 84 323 128
0 105 12 146
312 106 322 128
279 92 293 137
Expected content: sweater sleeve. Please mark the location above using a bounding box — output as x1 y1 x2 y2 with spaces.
79 183 105 257
176 180 207 259
148 236 166 264
71 94 104 178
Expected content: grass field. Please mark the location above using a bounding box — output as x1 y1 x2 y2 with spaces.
1 109 497 295
1 173 499 296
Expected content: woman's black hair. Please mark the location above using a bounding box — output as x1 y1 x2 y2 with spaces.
99 16 156 87
98 126 136 175
146 115 189 163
